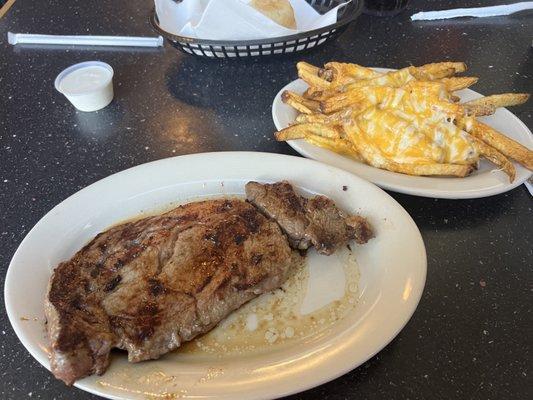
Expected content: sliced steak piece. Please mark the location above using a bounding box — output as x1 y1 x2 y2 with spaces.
245 181 373 255
45 199 299 385
245 179 311 250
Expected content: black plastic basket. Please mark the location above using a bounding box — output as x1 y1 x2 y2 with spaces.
151 0 363 58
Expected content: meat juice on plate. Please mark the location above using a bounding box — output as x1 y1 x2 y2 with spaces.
179 246 360 357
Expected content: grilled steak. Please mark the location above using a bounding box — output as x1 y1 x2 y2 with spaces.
245 181 373 255
45 199 297 385
45 181 373 385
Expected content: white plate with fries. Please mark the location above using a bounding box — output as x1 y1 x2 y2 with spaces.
272 62 533 199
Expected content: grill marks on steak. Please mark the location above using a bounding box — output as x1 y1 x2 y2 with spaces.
45 199 297 385
245 181 373 255
45 181 374 385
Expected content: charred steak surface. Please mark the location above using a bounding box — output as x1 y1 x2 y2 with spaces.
245 181 373 254
45 198 296 385
45 181 373 385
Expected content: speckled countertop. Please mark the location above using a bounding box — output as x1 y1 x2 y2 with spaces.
1 0 532 399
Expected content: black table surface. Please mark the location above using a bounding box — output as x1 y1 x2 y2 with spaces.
1 0 532 399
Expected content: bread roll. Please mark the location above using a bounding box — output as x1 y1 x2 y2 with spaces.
249 0 297 29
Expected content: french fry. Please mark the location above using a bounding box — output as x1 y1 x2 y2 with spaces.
464 92 530 116
468 120 533 170
373 154 473 177
440 76 479 91
295 113 316 124
275 126 306 141
388 161 474 177
350 137 473 176
297 67 331 89
430 101 465 118
296 61 321 76
275 123 341 141
303 86 331 100
323 62 381 84
463 93 530 110
302 87 318 100
295 108 353 125
410 67 456 81
320 92 362 114
324 61 466 87
464 103 496 117
470 136 516 182
317 68 413 100
304 87 340 102
281 90 320 114
296 60 333 91
416 61 467 76
305 136 361 160
320 86 393 114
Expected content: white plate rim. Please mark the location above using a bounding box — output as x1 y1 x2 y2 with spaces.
272 69 533 199
5 151 427 400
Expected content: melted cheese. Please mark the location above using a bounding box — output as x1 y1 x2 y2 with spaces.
342 72 478 165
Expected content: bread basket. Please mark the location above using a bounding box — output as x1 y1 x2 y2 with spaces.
151 0 363 58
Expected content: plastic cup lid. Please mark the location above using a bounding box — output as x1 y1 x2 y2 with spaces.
54 61 114 96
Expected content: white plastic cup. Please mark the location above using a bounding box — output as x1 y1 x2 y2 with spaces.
54 61 114 112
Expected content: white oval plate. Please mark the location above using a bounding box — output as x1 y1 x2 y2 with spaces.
5 152 426 400
272 69 533 199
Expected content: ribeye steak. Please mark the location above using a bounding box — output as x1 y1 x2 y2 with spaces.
45 181 372 385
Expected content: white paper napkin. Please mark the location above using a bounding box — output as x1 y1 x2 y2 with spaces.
155 0 349 40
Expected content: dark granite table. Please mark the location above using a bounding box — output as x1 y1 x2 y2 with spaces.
1 0 532 399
